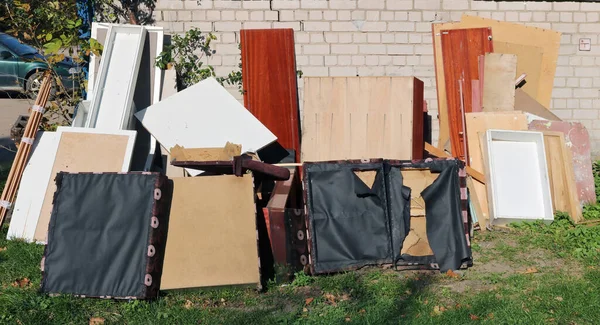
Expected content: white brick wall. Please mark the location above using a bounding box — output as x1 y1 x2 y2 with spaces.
154 0 600 158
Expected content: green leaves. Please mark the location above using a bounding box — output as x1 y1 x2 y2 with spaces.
45 33 52 41
43 39 62 55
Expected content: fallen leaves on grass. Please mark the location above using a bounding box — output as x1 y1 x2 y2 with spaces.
446 269 459 278
305 297 314 305
323 293 337 306
432 306 447 315
184 300 193 309
470 314 480 320
0 247 6 252
359 309 366 314
345 316 351 322
521 267 539 274
11 278 30 288
555 296 564 302
89 317 105 325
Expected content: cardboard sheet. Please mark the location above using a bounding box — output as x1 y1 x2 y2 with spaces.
161 175 260 290
33 128 136 243
482 53 517 112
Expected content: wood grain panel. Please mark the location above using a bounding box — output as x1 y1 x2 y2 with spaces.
241 29 300 162
441 27 493 160
494 42 544 101
302 77 424 162
540 131 582 223
482 53 517 112
460 15 561 108
465 112 528 229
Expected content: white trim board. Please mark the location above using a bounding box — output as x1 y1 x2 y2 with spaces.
483 129 553 225
86 25 147 130
135 77 277 176
7 132 60 242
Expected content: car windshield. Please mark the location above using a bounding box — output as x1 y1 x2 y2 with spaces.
0 34 39 56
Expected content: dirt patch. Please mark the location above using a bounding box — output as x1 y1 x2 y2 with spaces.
515 248 584 278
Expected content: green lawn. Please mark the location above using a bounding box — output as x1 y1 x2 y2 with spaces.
0 165 600 324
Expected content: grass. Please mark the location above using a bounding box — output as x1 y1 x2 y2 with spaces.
1 163 600 324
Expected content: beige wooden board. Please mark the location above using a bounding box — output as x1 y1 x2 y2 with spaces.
433 22 469 149
541 131 582 223
161 175 259 290
514 89 561 121
482 53 517 112
302 77 415 162
465 112 528 228
494 42 544 100
467 176 485 228
461 15 561 108
400 169 438 256
33 131 135 243
354 170 378 189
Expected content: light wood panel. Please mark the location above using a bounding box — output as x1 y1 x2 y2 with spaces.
540 131 582 223
465 112 528 229
494 42 544 101
161 175 259 290
482 53 517 112
33 129 136 243
460 15 561 108
514 89 561 121
302 77 424 162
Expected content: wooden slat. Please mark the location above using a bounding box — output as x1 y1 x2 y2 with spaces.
423 142 485 184
540 131 582 223
494 41 544 101
471 80 482 113
301 77 424 162
241 29 301 162
482 53 517 112
460 15 561 108
465 112 528 228
440 27 494 160
467 176 485 228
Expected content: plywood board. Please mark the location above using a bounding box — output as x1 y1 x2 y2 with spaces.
241 29 301 162
7 132 60 242
432 22 470 149
483 130 553 225
514 89 561 121
302 77 423 162
86 25 147 130
465 112 528 228
460 15 561 108
482 53 517 112
529 121 596 205
440 27 494 160
170 143 241 162
33 127 137 243
494 42 544 101
135 77 276 165
540 131 582 223
161 175 260 290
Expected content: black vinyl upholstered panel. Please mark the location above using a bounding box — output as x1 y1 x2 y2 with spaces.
41 172 171 299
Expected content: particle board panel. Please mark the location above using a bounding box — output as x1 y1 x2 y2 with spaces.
465 112 528 228
540 131 582 223
460 15 561 108
7 132 60 242
301 77 424 162
529 121 596 205
161 175 260 290
494 42 544 101
440 27 494 160
241 29 301 163
33 128 137 243
482 53 517 112
514 89 561 121
483 130 553 225
432 22 469 149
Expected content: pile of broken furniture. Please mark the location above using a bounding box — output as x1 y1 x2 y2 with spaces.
0 16 595 300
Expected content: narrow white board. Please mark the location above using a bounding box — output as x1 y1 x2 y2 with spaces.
483 129 553 225
86 25 147 130
7 132 60 242
135 77 277 175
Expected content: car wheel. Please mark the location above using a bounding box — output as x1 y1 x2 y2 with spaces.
25 70 57 100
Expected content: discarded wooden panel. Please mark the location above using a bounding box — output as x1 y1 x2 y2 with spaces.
482 53 517 112
355 170 378 190
7 132 60 242
241 29 301 163
494 42 544 100
170 143 242 162
540 131 582 223
440 27 494 160
161 175 260 290
514 89 561 122
160 146 186 178
401 217 434 257
423 142 485 184
465 112 528 228
302 77 424 161
432 22 469 149
471 80 482 113
33 128 137 243
482 130 553 225
467 176 485 229
460 15 561 108
529 121 597 205
135 77 277 176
